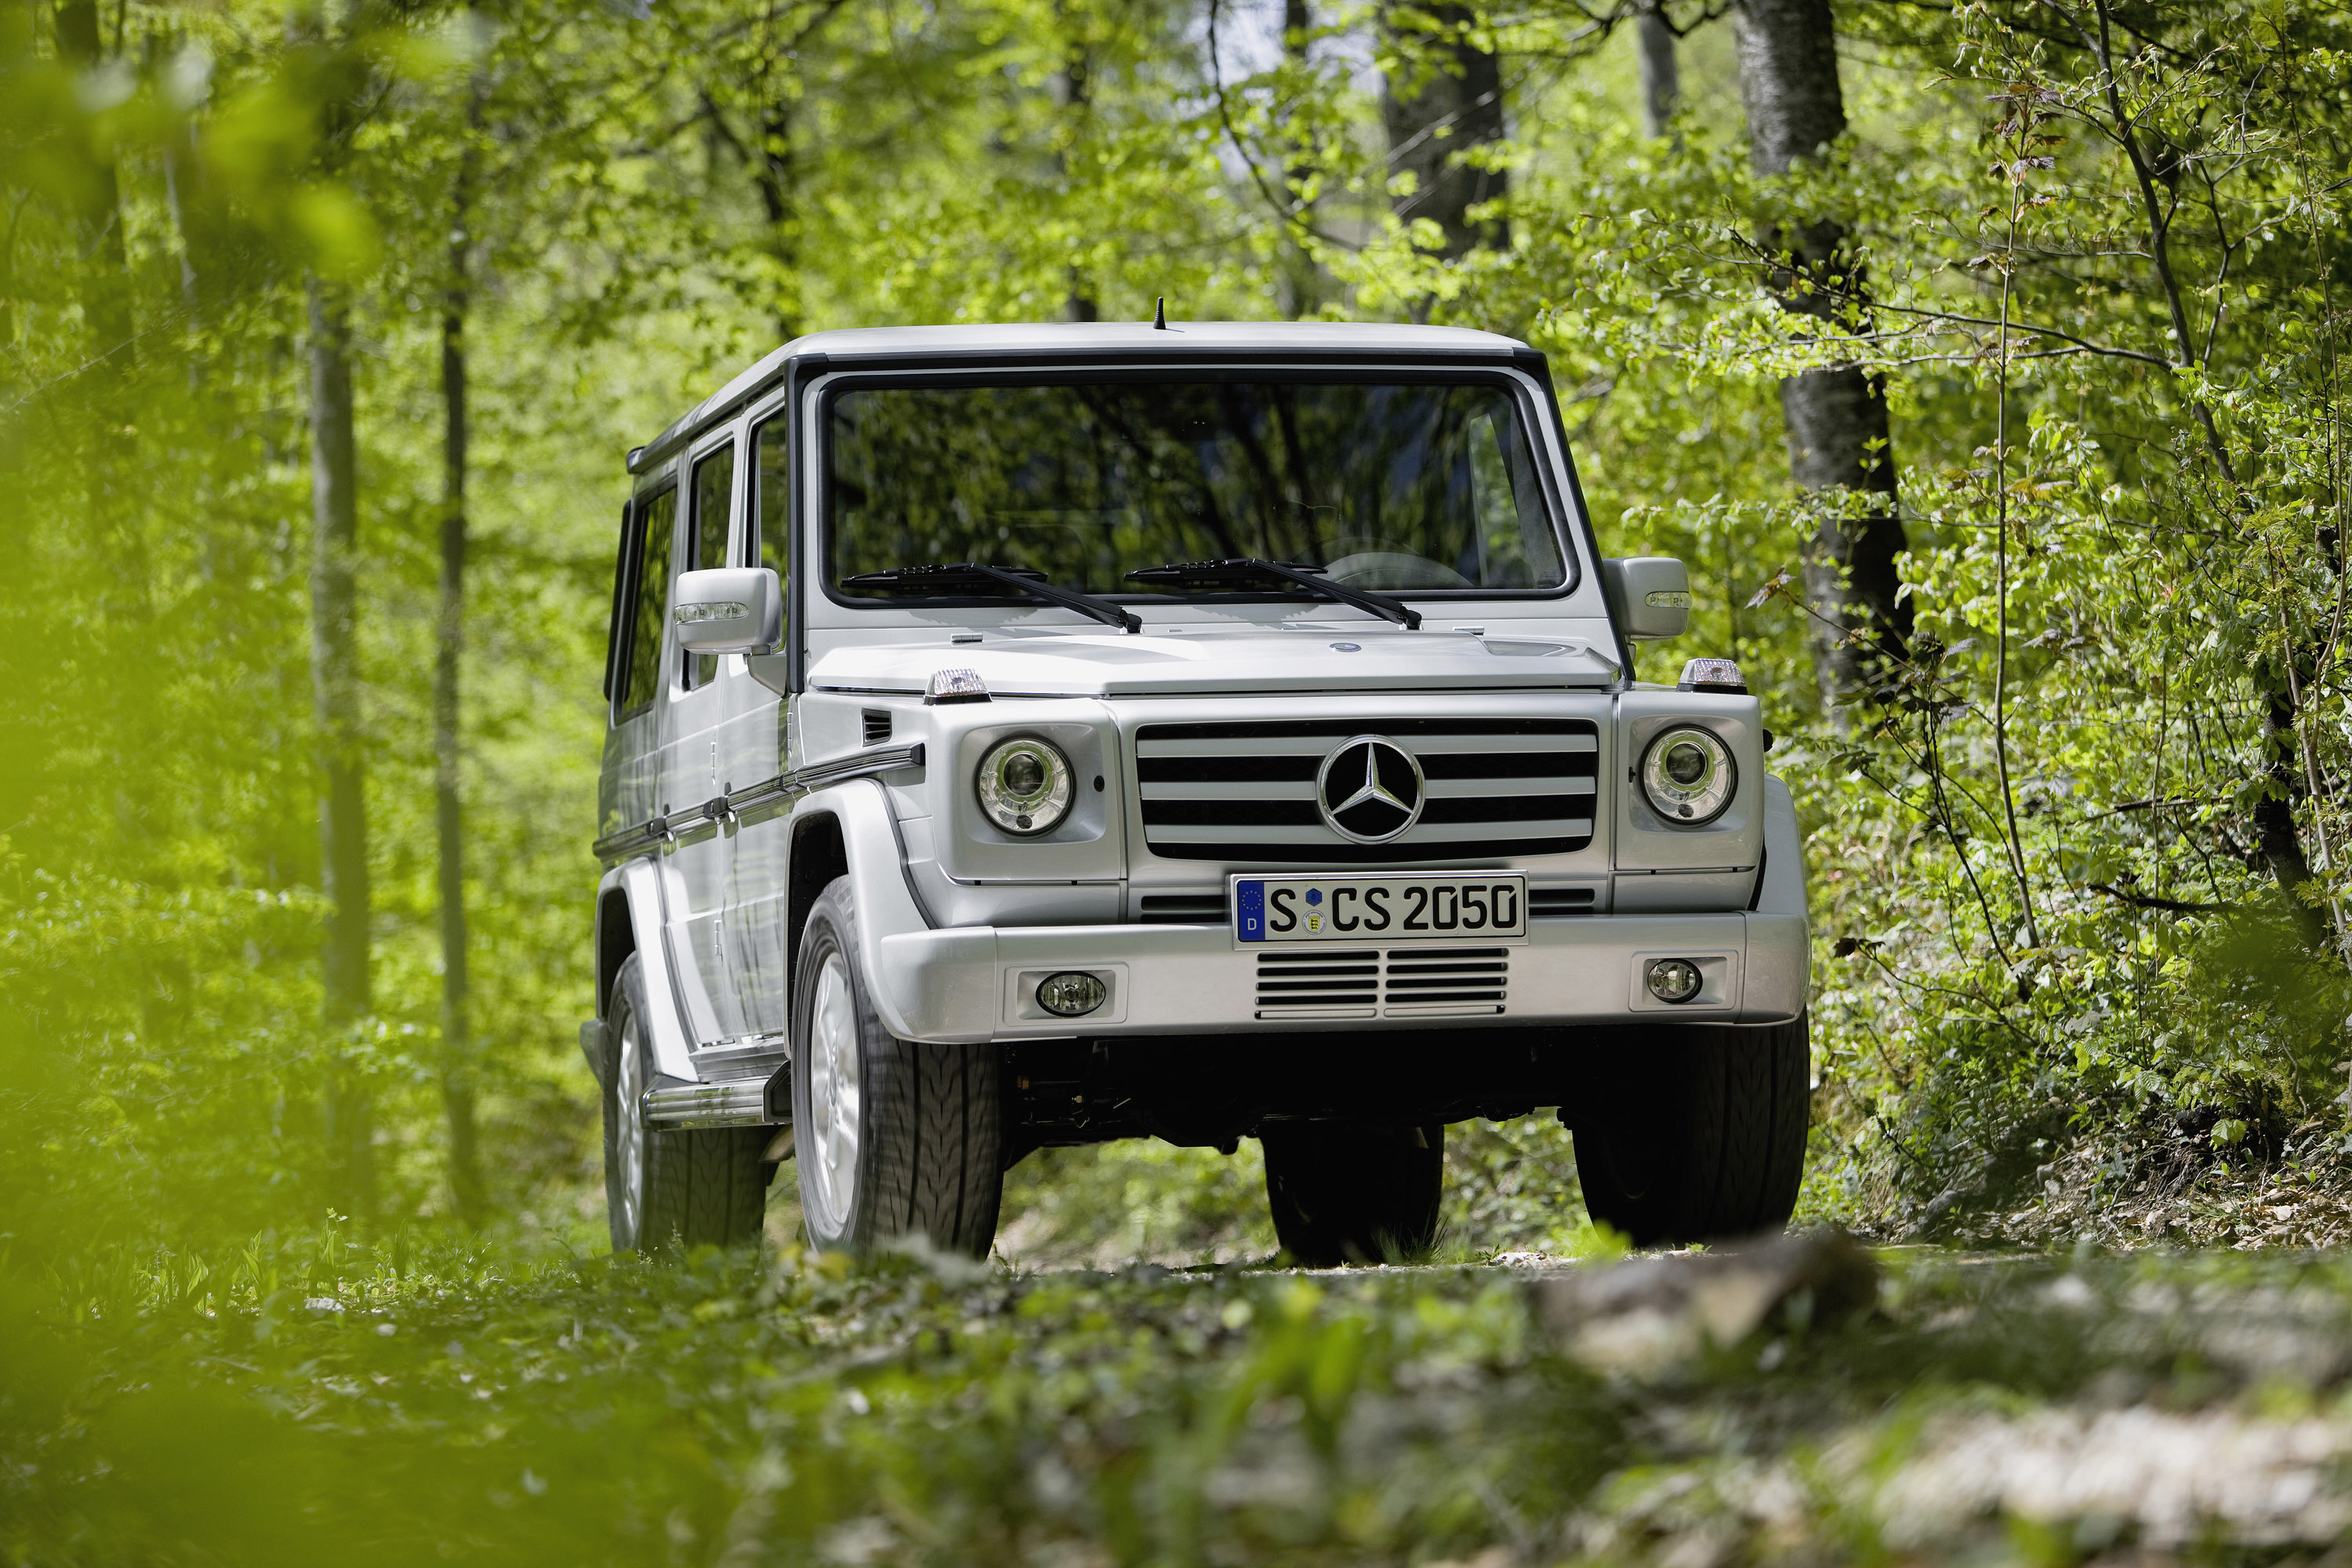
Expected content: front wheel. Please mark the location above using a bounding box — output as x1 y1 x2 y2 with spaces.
1260 1120 1445 1266
1570 1012 1811 1248
791 877 1004 1258
602 953 771 1254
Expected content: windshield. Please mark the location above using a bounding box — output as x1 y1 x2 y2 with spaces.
822 376 1569 601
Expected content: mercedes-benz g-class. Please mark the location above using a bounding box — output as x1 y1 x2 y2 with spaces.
581 321 1810 1265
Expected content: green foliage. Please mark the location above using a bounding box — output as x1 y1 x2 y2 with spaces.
13 0 2352 1504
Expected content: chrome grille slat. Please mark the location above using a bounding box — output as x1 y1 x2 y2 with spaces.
1137 776 1594 801
1144 819 1594 846
1142 779 1322 800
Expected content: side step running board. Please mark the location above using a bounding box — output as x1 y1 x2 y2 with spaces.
642 1083 771 1129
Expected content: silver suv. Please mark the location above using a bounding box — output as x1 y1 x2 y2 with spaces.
582 321 1810 1265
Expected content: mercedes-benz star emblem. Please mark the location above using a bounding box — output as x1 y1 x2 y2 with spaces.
1316 736 1425 844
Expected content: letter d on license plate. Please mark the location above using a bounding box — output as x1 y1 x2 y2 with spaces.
1230 873 1528 946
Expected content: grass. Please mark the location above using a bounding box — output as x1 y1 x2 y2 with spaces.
16 1131 2352 1566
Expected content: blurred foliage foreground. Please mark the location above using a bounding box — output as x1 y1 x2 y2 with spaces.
17 1216 2352 1564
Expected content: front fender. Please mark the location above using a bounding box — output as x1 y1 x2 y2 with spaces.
791 779 993 1041
596 857 699 1082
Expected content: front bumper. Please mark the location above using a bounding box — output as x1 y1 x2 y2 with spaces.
871 912 1808 1044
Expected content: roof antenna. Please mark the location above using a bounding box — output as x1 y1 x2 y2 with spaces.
1152 296 1167 330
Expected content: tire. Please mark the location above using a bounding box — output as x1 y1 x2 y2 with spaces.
1261 1120 1445 1266
790 877 1004 1258
602 953 771 1254
1571 1011 1811 1248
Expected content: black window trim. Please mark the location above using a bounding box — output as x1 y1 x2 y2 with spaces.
601 498 634 712
681 433 740 692
615 479 679 723
809 363 1583 615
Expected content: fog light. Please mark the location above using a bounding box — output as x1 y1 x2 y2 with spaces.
1036 971 1107 1018
1646 958 1704 1004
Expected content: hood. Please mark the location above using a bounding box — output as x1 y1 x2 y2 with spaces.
805 627 1622 699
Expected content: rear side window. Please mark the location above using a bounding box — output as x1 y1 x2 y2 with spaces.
754 411 789 596
619 486 676 717
687 444 736 688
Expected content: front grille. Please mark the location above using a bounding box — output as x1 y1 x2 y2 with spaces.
1138 892 1229 924
1530 887 1597 916
1136 718 1599 863
1254 947 1510 1019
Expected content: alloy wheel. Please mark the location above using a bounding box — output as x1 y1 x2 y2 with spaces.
613 1010 648 1247
804 949 862 1229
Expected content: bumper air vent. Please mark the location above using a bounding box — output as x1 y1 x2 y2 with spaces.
1254 949 1379 1018
1253 947 1510 1019
1381 947 1508 1014
1136 717 1599 864
1530 887 1598 916
1138 892 1229 924
862 709 893 747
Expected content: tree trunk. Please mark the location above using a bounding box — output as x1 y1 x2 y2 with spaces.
1051 30 1098 322
2258 684 2328 949
307 274 374 1221
1378 1 1508 265
1276 0 1324 319
436 84 487 1225
1635 3 1679 142
753 92 801 343
53 0 132 354
1734 0 1910 710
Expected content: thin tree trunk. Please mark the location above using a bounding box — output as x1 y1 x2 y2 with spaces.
1635 2 1679 143
1276 0 1323 319
2060 0 2328 948
161 132 203 325
736 0 848 344
307 273 374 1221
53 0 132 354
753 92 801 343
1051 24 1098 322
1378 0 1508 267
436 81 487 1225
1734 0 1909 711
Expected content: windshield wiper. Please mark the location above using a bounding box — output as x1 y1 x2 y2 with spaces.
1123 558 1421 630
840 563 1142 634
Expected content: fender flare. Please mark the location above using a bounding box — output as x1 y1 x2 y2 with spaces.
1740 774 1811 1022
789 779 992 1041
594 857 699 1082
1754 775 1807 918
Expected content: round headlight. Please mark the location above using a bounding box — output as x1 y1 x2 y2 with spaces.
976 736 1074 836
1640 727 1736 826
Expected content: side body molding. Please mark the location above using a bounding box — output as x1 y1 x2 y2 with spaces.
596 857 699 1081
789 779 975 1042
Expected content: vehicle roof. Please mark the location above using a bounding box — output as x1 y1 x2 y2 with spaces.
627 320 1536 477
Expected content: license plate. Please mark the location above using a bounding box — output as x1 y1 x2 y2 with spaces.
1230 873 1528 946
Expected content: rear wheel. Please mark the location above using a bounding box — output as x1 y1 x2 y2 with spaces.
791 877 1004 1258
1570 1012 1811 1247
602 953 771 1254
1260 1120 1445 1266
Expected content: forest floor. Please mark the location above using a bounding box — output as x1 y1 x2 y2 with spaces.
18 1155 2352 1567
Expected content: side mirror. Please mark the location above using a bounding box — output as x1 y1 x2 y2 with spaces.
1600 557 1690 641
673 567 782 656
